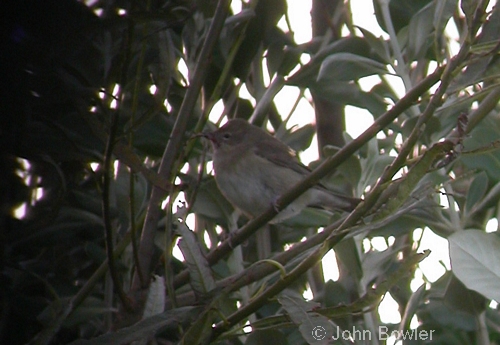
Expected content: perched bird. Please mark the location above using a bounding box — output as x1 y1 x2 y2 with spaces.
203 119 359 223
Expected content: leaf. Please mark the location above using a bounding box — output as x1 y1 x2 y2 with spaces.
190 178 234 223
133 113 171 157
335 237 362 282
471 182 500 216
443 274 486 315
433 0 456 33
266 40 302 78
142 276 166 319
324 144 362 188
309 81 388 116
465 172 488 217
448 56 496 93
358 138 394 195
84 242 107 264
323 280 350 307
356 26 390 63
461 0 476 27
115 162 148 226
376 140 453 220
280 207 331 228
278 293 334 345
176 222 216 295
317 53 390 82
421 297 477 331
246 329 287 345
280 123 316 153
399 284 426 332
266 41 286 78
180 309 216 345
460 116 500 183
68 307 202 345
360 246 402 289
38 297 110 328
449 230 500 302
373 0 434 34
418 272 477 331
232 0 287 78
288 36 373 86
407 2 434 60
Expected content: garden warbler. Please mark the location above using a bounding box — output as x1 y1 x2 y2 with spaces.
203 119 359 223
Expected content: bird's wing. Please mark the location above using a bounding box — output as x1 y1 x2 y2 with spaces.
253 133 311 175
252 129 360 211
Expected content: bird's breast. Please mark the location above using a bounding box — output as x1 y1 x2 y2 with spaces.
213 150 303 217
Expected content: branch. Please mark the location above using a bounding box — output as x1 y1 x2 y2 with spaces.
173 65 444 288
131 0 231 291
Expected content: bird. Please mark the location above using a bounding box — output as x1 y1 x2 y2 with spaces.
202 119 359 223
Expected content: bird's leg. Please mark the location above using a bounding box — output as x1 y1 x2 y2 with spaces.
271 196 283 214
225 209 242 248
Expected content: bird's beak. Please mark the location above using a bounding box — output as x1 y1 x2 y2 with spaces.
191 131 218 147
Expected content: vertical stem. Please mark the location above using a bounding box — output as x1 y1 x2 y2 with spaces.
131 0 231 291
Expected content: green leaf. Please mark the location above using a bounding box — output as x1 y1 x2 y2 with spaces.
358 138 394 195
317 53 390 82
407 2 434 60
460 0 476 27
373 0 433 34
421 297 477 331
115 162 148 226
266 41 286 78
280 207 331 228
180 309 216 345
433 0 456 33
324 144 362 188
309 81 388 116
460 115 500 183
335 237 363 282
133 113 171 157
266 41 302 78
443 274 486 315
420 272 477 331
356 26 390 63
278 292 334 345
280 123 316 153
176 222 216 295
232 0 287 78
323 280 350 307
190 178 234 223
84 242 107 265
288 36 373 86
465 172 488 217
246 329 287 345
68 307 202 345
399 284 426 331
142 276 166 319
360 246 402 289
449 230 500 302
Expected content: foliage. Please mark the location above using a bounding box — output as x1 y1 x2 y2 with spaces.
2 0 500 344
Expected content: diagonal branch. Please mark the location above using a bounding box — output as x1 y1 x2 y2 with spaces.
172 65 445 288
210 34 473 341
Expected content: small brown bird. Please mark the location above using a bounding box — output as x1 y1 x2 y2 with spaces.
203 119 359 223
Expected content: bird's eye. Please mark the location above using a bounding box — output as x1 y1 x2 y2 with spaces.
222 133 231 140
